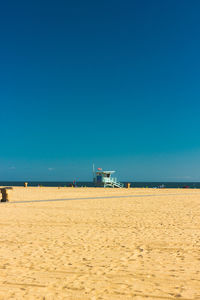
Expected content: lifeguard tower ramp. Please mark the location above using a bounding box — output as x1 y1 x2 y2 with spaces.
93 169 124 188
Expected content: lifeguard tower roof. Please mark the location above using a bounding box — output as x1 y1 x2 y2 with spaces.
96 170 115 174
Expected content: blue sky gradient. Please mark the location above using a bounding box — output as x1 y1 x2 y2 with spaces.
1 0 200 181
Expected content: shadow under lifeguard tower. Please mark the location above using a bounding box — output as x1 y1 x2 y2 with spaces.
93 168 124 188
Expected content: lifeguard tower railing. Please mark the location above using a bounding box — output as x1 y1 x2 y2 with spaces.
102 176 124 188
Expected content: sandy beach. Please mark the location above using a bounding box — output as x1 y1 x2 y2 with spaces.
0 187 200 299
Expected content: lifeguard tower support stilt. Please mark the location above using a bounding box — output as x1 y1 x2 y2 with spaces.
93 166 124 188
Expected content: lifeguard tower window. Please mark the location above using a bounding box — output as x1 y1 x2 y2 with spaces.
97 175 102 182
107 174 110 177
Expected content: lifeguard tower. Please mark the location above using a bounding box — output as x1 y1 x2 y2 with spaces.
93 166 124 188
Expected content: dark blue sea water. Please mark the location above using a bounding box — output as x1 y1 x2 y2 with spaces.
0 181 199 188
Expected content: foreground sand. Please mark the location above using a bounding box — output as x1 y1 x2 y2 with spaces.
0 187 200 299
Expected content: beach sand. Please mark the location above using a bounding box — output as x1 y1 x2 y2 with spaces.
0 187 199 299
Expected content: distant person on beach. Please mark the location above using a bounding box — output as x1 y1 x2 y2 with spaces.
69 181 76 187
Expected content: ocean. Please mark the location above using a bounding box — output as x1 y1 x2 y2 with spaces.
0 181 199 188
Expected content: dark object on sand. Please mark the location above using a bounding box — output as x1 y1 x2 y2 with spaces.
0 187 13 202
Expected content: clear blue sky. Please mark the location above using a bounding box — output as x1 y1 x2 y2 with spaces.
1 0 200 181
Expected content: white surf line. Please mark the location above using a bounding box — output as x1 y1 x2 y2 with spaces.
2 192 200 204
